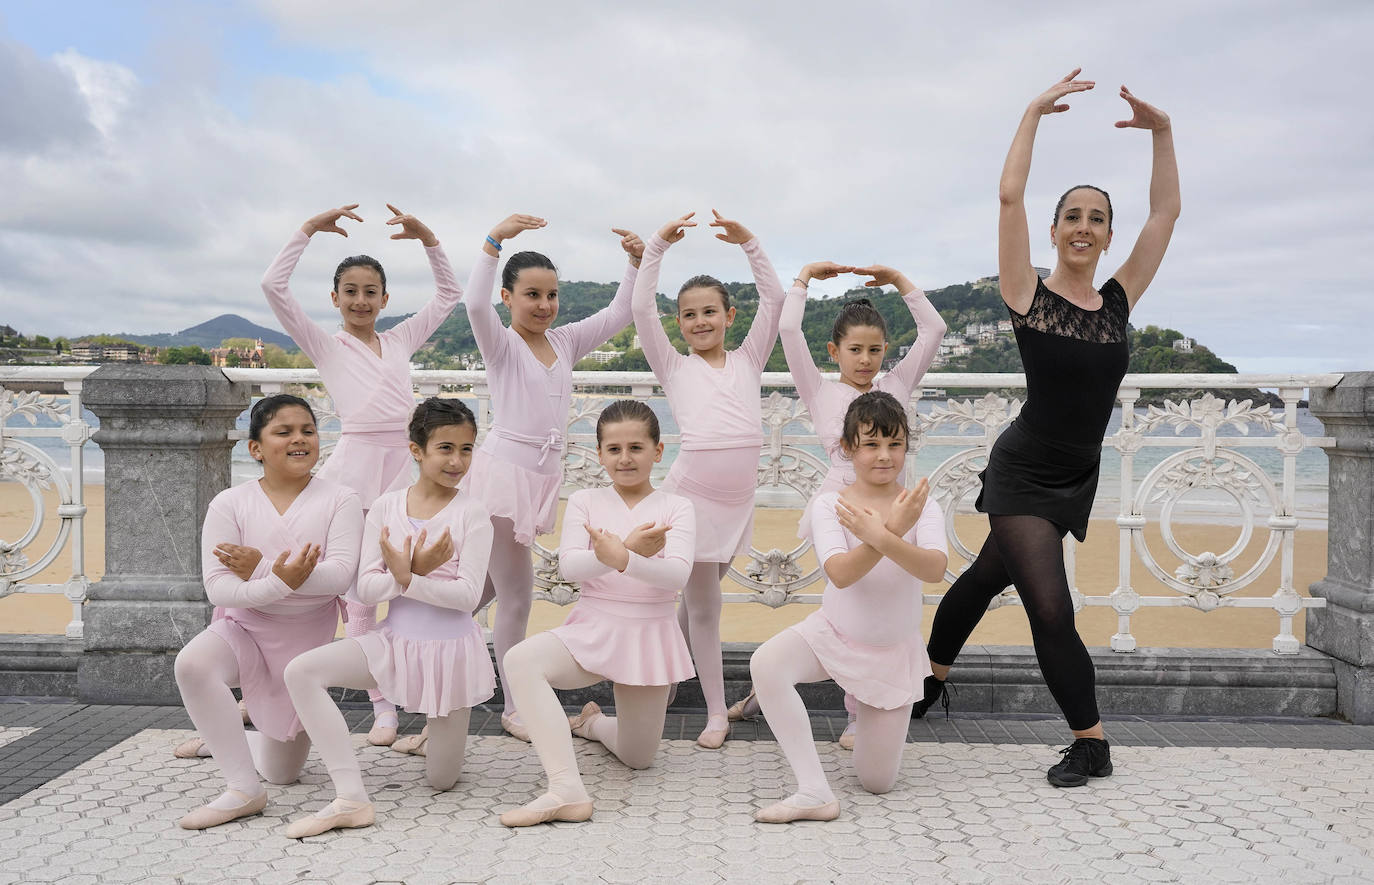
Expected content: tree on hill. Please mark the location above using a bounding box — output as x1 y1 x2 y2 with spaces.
162 346 212 365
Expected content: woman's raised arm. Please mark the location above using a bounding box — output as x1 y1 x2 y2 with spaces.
998 69 1095 314
1109 87 1180 309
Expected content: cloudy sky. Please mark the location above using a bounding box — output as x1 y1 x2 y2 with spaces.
2 1 1370 373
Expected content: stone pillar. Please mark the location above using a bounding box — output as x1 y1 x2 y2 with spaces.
79 365 250 703
1308 372 1374 724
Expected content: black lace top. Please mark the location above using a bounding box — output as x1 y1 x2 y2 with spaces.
1010 277 1130 447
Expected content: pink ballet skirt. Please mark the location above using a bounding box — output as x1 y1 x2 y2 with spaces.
209 600 341 742
354 622 496 717
317 427 413 510
789 610 933 711
550 595 696 686
662 447 759 562
464 445 562 546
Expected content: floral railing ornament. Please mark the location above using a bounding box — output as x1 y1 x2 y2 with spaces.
2 366 1342 654
0 369 94 637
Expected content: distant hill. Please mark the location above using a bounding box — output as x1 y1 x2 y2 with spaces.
100 314 297 351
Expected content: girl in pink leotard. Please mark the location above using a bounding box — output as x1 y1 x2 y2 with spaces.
282 398 494 839
173 395 362 831
729 262 946 749
632 210 787 748
750 391 947 824
461 214 646 741
498 400 696 827
261 203 462 746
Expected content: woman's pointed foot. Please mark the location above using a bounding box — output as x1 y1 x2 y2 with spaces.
283 797 375 839
912 675 952 719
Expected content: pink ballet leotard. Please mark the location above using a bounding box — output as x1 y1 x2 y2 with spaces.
552 486 697 686
201 477 363 741
352 489 497 716
461 251 638 545
789 491 947 709
632 234 786 562
260 229 463 507
779 283 946 541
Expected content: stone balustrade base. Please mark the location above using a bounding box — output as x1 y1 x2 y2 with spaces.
1 636 1338 718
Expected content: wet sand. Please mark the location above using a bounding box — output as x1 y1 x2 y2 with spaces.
1 485 1328 649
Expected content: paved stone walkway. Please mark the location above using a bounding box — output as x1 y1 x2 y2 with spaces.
2 703 1373 884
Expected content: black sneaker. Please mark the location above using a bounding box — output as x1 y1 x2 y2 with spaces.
911 676 952 719
1046 737 1113 787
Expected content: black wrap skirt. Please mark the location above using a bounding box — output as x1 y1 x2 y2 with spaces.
975 419 1103 542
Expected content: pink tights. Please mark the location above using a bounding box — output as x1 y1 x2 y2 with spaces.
677 561 729 723
504 632 669 806
174 630 311 803
283 638 470 801
750 629 912 805
344 599 396 720
476 517 535 718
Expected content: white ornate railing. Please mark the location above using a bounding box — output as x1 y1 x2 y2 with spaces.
1 366 1341 652
0 367 95 638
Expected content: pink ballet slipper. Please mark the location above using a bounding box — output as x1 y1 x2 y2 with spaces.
753 797 840 824
727 689 761 721
498 798 595 828
838 720 857 751
567 702 604 740
177 789 267 830
366 710 399 747
283 797 375 839
696 716 730 750
501 712 531 742
392 725 429 756
172 737 209 759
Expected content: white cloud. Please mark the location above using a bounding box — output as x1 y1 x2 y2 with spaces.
1 0 1371 372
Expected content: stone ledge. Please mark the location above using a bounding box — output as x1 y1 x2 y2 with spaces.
1 636 1338 717
0 635 81 698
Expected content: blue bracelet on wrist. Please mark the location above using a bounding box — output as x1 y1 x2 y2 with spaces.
485 235 502 252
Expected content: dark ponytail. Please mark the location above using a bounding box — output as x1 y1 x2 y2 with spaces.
333 255 386 292
831 297 887 344
502 251 558 290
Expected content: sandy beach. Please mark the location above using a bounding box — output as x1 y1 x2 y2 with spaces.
1 484 1328 649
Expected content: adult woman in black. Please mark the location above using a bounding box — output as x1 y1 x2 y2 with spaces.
918 69 1179 786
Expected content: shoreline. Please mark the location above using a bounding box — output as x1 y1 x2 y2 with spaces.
1 485 1328 649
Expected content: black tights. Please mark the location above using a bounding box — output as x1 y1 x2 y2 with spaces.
926 514 1100 731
